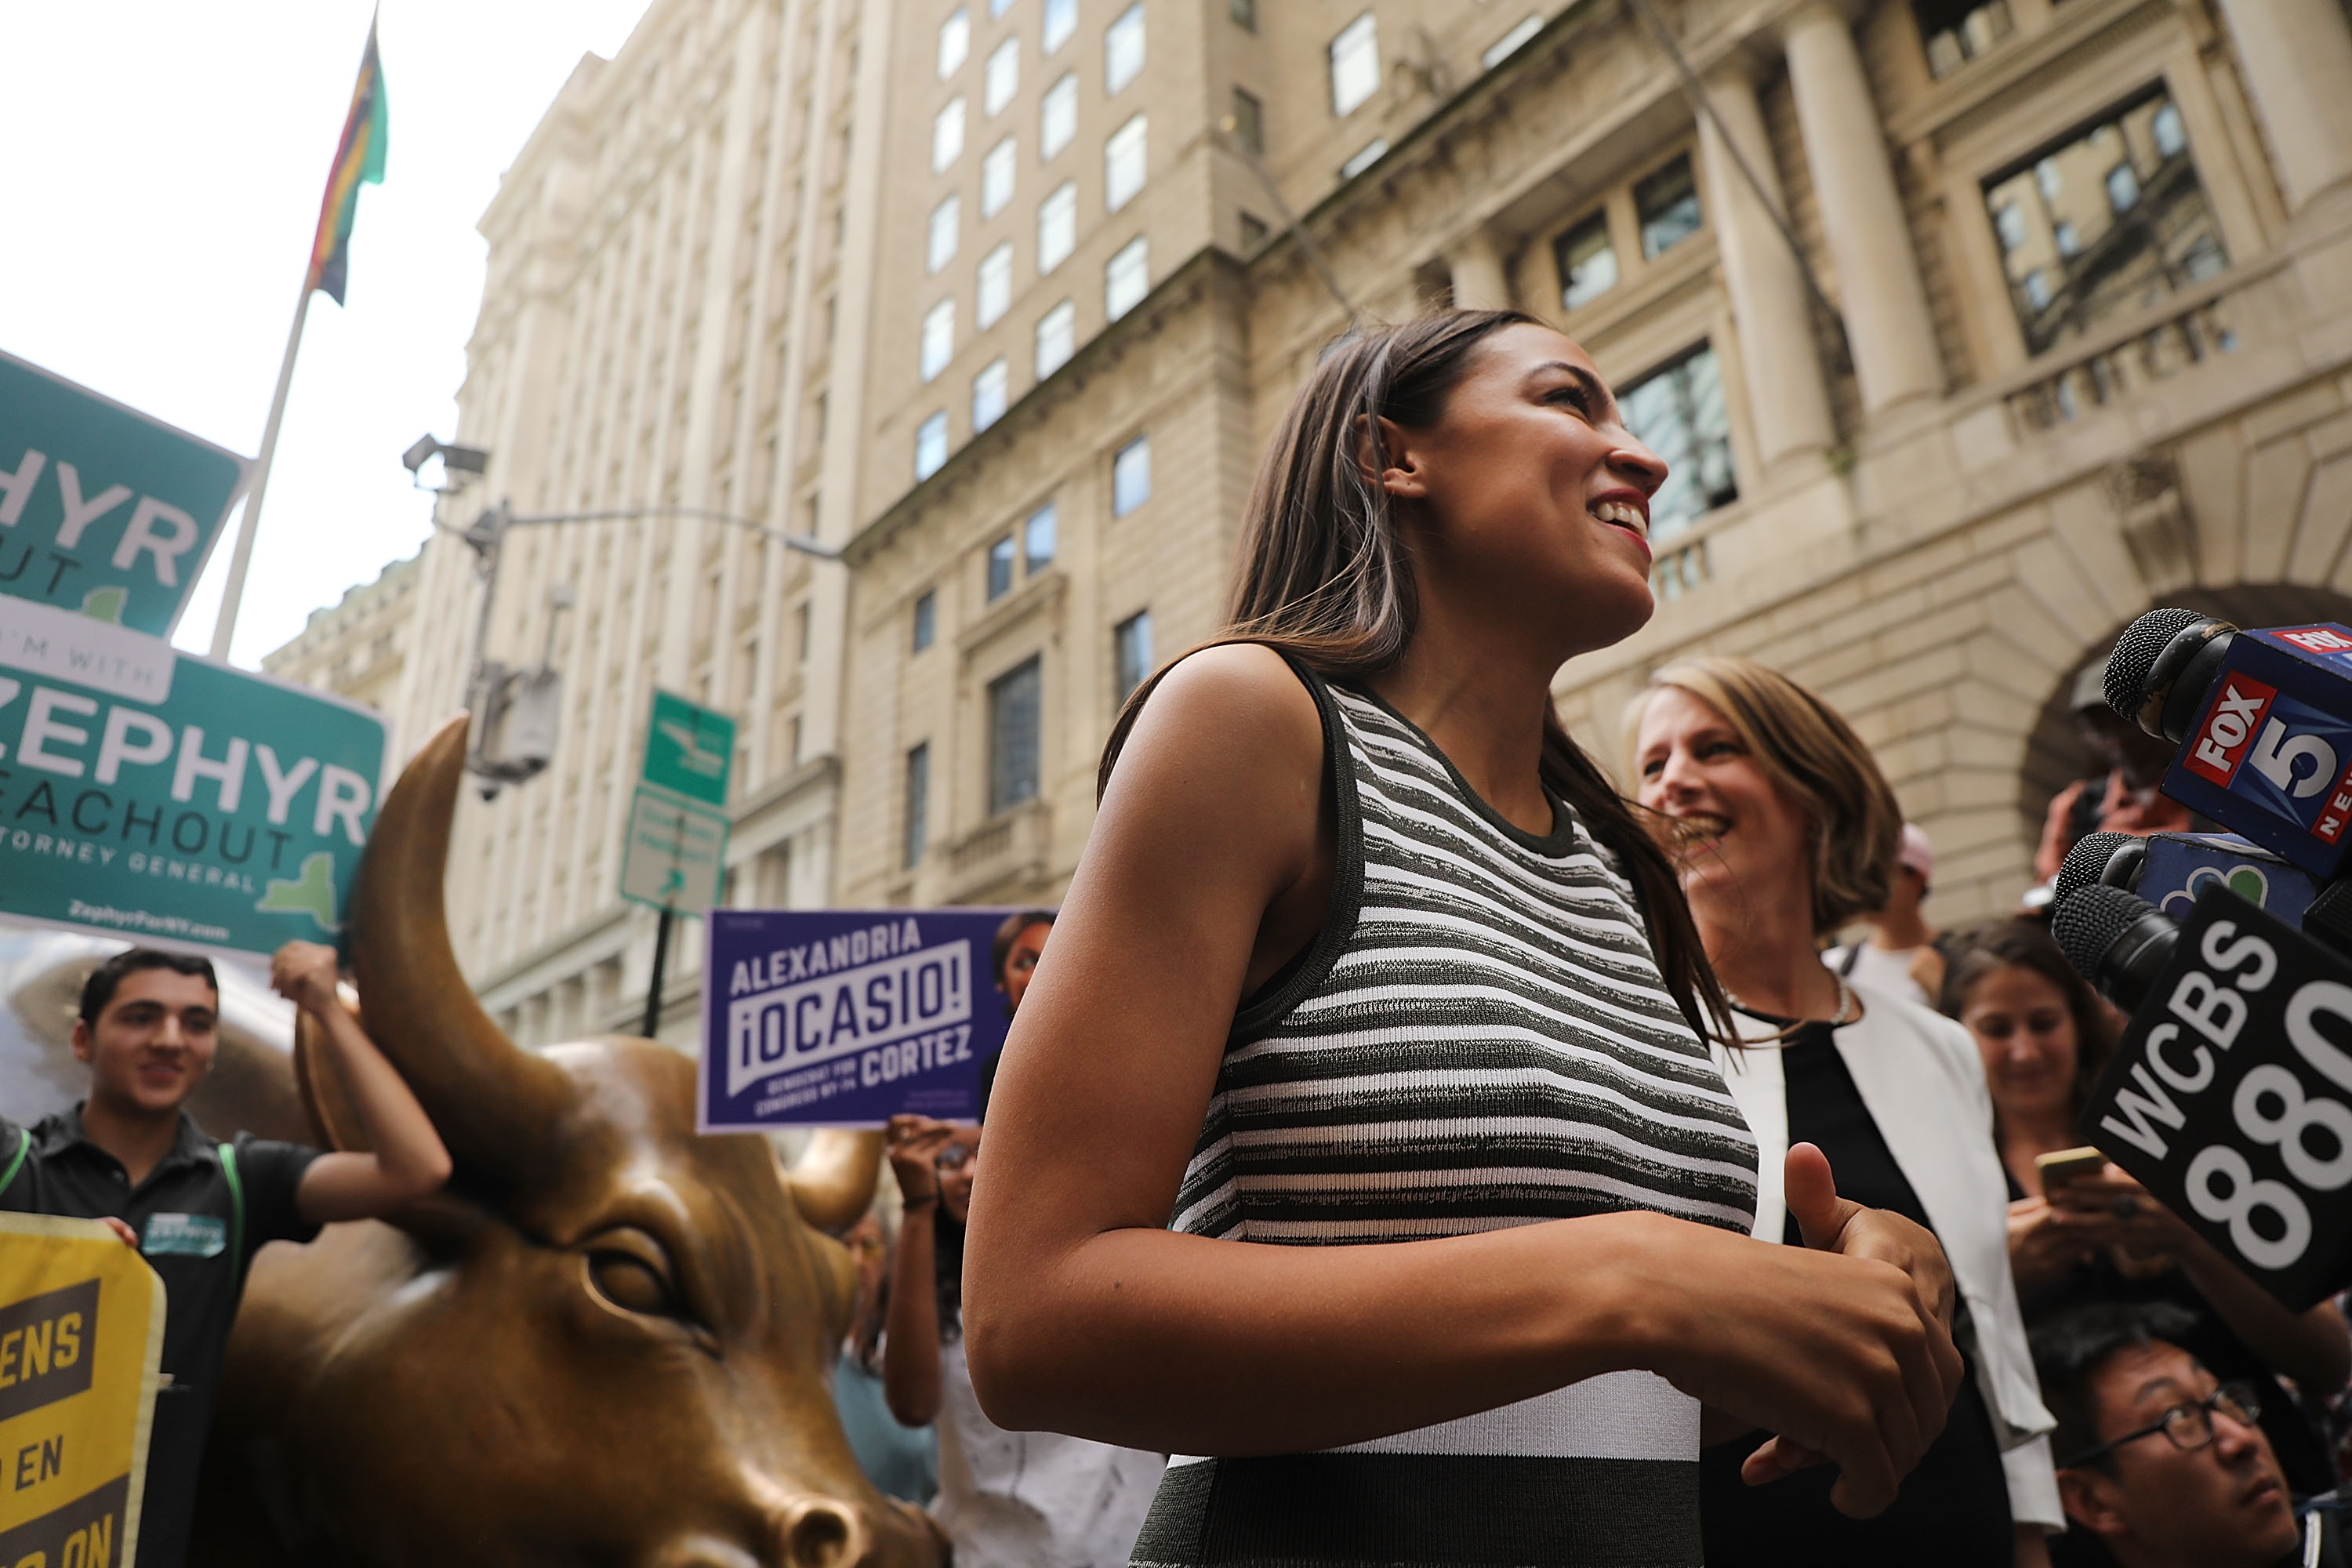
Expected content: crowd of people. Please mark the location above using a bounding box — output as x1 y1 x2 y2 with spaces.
9 305 2350 1567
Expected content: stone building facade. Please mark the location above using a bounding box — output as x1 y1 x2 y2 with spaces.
368 0 897 1042
837 0 2352 930
362 0 2352 1037
261 550 422 748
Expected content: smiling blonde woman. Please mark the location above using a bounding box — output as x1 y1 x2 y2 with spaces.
1631 656 2062 1567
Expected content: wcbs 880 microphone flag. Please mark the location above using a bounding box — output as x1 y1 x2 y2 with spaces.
2056 881 2352 1311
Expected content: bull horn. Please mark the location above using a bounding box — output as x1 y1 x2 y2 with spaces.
350 713 574 1193
784 1129 884 1233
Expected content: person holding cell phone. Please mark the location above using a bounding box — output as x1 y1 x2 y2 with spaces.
1940 919 2350 1496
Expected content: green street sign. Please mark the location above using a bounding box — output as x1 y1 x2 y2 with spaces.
0 349 252 637
619 786 729 913
0 597 387 956
641 689 735 807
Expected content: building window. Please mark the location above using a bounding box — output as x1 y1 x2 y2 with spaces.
1024 501 1057 572
1105 236 1149 320
987 534 1017 600
927 194 961 274
915 411 949 480
973 358 1010 431
1106 114 1148 212
1106 3 1146 94
985 35 1020 116
1915 0 2014 79
982 135 1018 217
1042 72 1079 160
978 241 1014 327
1114 609 1153 704
1230 88 1265 156
1483 14 1543 70
990 0 1014 16
1635 156 1702 258
1554 211 1617 310
939 8 971 77
1340 138 1387 181
912 590 937 653
1330 13 1380 116
1618 343 1737 539
988 656 1044 815
933 97 967 173
1038 180 1077 272
903 742 930 869
1036 299 1076 376
1982 87 2227 355
1112 433 1151 517
920 298 955 381
1044 0 1077 53
1230 0 1257 30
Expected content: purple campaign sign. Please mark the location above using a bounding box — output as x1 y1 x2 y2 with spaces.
700 907 1018 1130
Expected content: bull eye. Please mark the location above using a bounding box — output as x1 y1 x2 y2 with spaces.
583 1231 683 1320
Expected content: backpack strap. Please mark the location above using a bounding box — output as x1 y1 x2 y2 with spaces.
217 1141 246 1284
0 1127 30 1197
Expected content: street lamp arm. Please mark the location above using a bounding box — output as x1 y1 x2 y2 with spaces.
435 503 841 559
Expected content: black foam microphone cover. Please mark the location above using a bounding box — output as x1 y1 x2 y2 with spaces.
2052 883 2180 1014
2053 829 2141 910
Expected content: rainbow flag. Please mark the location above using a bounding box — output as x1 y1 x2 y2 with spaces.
307 20 388 307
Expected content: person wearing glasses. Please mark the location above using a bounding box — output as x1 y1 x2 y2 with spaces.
2031 1301 2339 1568
880 911 1162 1567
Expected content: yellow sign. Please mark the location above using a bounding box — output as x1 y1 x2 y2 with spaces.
0 1215 164 1568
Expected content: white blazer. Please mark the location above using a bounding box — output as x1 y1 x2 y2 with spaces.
1715 982 2063 1530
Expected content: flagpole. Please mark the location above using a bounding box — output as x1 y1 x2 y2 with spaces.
208 274 313 662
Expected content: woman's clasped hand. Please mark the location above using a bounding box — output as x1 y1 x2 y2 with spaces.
1659 1142 1965 1519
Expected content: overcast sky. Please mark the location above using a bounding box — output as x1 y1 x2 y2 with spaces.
0 2 654 667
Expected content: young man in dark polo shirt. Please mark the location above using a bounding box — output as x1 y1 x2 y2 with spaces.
0 942 450 1568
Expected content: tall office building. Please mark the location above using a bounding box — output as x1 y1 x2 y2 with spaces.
340 0 2352 1038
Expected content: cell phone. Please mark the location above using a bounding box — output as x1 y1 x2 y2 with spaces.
2035 1147 2107 1191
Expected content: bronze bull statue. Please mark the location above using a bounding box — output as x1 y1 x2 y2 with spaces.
191 716 949 1568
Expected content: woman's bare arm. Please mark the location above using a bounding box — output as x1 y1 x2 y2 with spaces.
964 645 1962 1519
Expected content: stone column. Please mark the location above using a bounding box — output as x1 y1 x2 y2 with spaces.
1448 227 1512 310
1697 67 1835 466
2216 0 2352 216
1783 2 1943 414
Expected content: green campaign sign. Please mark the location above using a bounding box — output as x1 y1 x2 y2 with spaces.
0 349 252 637
641 689 735 807
0 597 387 955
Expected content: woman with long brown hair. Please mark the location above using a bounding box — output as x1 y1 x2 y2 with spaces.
962 310 1964 1566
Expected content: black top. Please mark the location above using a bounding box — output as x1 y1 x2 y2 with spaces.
1702 1021 2014 1567
2002 1167 2339 1497
1 1107 320 1568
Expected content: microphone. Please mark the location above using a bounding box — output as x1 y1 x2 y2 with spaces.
2051 883 2180 1013
2101 609 2352 878
2055 828 2322 931
2049 880 2352 1310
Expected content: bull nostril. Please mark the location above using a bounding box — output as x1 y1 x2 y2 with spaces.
779 1499 869 1568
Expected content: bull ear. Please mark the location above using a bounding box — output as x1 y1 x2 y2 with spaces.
784 1129 884 1234
350 714 575 1195
292 985 370 1152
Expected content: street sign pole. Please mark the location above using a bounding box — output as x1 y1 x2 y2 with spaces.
623 691 734 1040
641 805 688 1039
644 905 675 1040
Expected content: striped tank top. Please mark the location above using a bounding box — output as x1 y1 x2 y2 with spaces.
1131 659 1759 1568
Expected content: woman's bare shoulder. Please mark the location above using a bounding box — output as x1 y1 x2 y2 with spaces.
1123 642 1323 776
